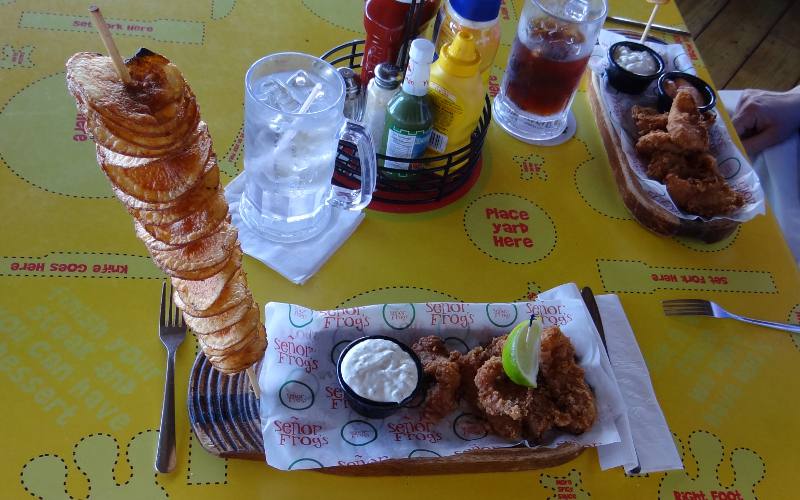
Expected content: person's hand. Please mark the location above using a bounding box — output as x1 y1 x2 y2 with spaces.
732 86 800 157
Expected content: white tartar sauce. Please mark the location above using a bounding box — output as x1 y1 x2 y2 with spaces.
340 339 418 403
614 46 658 76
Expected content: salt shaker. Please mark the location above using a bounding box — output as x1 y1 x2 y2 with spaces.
338 67 363 121
362 63 401 151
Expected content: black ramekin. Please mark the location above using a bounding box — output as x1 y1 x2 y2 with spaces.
606 41 665 94
336 335 423 419
656 71 716 113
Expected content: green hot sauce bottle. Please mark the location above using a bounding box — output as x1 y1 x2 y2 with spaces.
381 38 435 179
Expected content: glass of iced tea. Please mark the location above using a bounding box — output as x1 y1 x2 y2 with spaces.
493 0 607 142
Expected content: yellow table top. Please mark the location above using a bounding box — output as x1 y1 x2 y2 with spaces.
1 0 799 498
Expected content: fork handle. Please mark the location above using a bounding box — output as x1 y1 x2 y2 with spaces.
734 315 800 334
155 350 177 473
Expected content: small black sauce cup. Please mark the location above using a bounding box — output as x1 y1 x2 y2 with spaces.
606 41 665 94
656 71 716 113
336 335 423 419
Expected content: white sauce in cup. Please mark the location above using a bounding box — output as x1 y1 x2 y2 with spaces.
340 338 418 403
614 46 658 76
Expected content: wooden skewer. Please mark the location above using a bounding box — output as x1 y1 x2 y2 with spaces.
246 366 260 399
639 0 670 44
88 5 132 84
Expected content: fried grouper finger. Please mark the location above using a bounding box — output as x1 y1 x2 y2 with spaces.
452 346 487 409
646 151 689 181
412 337 461 421
664 173 745 218
454 328 598 442
632 105 668 136
635 130 684 156
420 359 461 421
524 387 557 443
539 327 596 435
474 357 529 440
667 88 709 152
413 336 450 364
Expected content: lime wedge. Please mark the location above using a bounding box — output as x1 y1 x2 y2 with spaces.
501 318 543 387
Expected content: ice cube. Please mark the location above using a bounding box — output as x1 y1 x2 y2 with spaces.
563 0 589 22
267 113 293 135
286 69 312 88
284 70 325 110
284 70 313 102
254 77 302 112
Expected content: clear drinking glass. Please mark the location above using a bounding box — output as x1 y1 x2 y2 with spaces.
493 0 607 142
241 53 376 242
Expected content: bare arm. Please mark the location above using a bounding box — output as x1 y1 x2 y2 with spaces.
732 86 800 156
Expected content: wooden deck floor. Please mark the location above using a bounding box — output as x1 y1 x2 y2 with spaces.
675 0 800 91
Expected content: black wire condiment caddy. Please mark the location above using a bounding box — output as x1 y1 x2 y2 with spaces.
321 39 491 212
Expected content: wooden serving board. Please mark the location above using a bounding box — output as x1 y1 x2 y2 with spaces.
188 351 584 475
587 75 739 243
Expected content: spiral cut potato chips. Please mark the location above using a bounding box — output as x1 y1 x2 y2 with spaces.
66 48 265 374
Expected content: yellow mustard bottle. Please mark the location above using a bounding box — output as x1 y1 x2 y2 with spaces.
433 0 501 85
427 31 483 156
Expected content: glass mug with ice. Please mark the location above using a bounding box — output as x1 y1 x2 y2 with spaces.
241 53 376 242
493 0 607 142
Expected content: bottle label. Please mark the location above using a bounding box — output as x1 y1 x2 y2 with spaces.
428 82 463 153
402 59 430 96
429 129 448 153
384 126 432 170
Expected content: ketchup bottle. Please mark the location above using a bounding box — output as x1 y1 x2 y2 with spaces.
362 0 440 86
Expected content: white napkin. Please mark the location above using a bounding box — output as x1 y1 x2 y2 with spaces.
224 173 365 285
595 294 684 474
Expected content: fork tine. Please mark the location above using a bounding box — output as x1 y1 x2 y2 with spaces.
662 300 711 308
663 302 711 309
662 299 709 305
169 281 183 328
663 306 710 313
174 302 182 328
168 281 174 326
160 281 167 326
663 301 713 316
663 308 711 316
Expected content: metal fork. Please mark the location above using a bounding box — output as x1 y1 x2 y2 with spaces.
662 299 800 334
155 281 187 473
